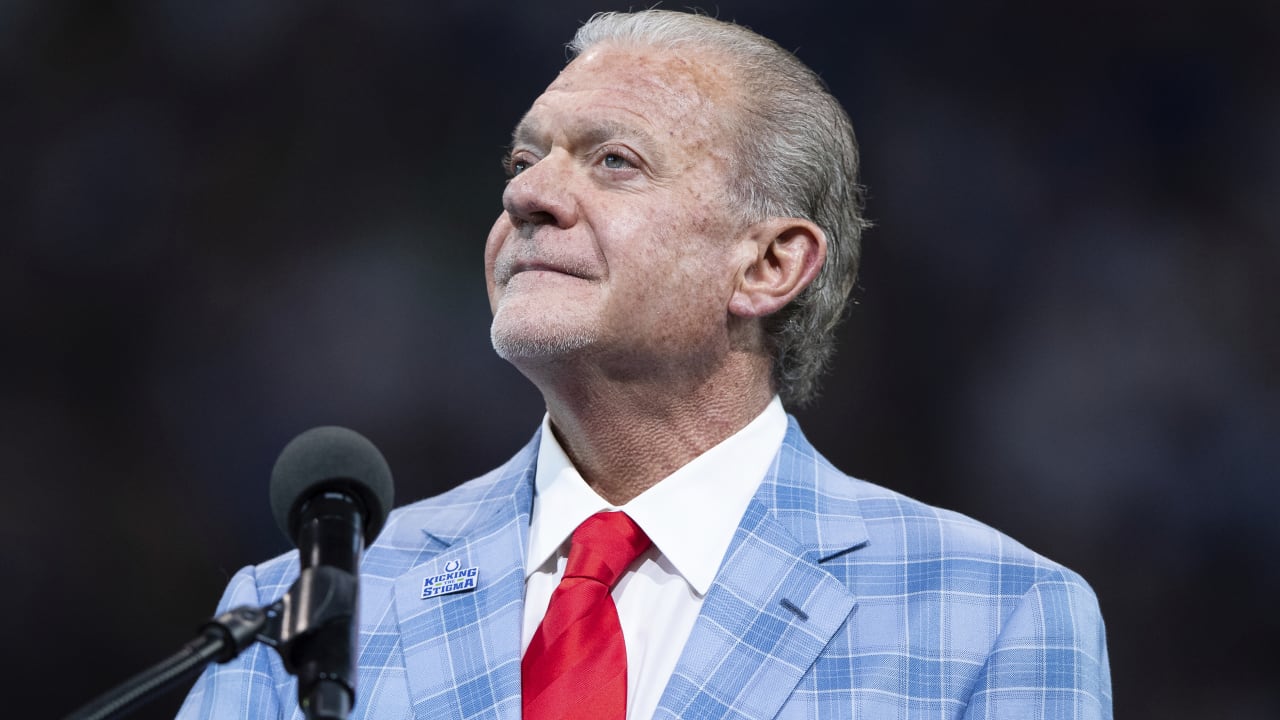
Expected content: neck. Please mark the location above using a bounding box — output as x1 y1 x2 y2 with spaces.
535 351 775 505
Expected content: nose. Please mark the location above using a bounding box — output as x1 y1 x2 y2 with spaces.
502 152 578 229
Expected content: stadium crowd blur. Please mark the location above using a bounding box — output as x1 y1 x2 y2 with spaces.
3 1 1276 717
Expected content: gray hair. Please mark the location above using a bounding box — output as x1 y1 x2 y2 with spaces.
569 10 869 406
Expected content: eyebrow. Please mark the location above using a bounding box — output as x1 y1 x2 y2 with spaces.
511 115 661 158
510 115 544 148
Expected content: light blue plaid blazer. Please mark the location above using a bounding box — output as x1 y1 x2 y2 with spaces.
179 418 1111 719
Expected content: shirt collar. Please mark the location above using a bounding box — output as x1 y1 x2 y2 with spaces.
526 397 788 595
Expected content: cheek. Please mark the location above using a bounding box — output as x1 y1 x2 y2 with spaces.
590 187 738 297
484 216 510 283
578 196 641 280
484 215 513 312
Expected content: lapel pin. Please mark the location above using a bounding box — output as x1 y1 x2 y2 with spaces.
421 558 479 599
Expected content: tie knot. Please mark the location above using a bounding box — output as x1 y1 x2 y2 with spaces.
563 511 651 589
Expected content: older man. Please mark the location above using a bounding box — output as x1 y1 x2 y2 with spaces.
180 9 1111 720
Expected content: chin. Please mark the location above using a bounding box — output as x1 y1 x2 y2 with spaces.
489 315 596 362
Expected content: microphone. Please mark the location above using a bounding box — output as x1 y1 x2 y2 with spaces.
268 426 394 720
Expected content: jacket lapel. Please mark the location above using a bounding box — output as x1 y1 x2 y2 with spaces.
655 419 869 720
390 435 538 720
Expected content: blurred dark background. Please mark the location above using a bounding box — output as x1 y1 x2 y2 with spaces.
4 0 1277 717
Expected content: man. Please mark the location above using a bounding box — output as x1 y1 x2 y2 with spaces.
180 9 1111 719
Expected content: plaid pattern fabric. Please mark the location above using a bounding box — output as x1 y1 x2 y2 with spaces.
178 418 1111 719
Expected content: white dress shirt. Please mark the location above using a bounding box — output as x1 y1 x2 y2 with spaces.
522 397 788 719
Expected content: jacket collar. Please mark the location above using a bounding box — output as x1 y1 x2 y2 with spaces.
751 416 870 561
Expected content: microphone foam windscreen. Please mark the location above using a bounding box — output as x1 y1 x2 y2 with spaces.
269 426 394 546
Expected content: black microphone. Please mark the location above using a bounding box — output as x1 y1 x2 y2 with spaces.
268 426 394 720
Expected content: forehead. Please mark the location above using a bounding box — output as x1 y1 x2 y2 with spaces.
517 44 738 149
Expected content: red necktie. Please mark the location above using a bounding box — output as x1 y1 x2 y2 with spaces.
522 511 652 720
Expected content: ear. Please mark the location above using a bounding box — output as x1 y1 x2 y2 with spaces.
728 217 827 318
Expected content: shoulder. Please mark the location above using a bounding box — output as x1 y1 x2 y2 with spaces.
854 474 1096 605
782 418 1099 604
851 475 1104 640
777 421 1112 715
853 474 1078 585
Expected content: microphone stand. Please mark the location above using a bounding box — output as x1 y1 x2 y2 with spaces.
64 565 358 720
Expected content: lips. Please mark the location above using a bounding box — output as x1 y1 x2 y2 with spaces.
499 255 596 284
513 260 582 277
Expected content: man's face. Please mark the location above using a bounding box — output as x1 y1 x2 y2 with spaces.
485 44 755 379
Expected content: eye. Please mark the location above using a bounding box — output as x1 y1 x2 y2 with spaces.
503 152 533 178
596 146 642 174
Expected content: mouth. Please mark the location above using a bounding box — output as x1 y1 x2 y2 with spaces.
503 258 594 283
